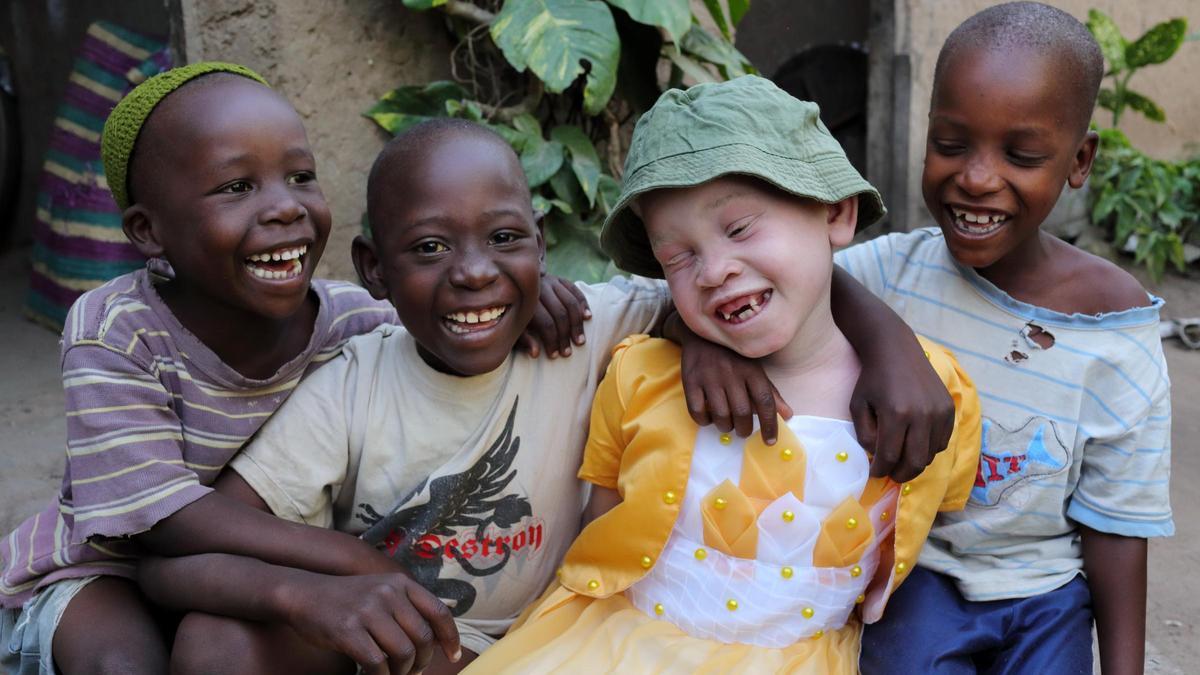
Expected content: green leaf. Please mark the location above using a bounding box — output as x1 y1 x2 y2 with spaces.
605 0 691 42
1096 87 1119 113
532 193 574 215
1124 88 1166 122
545 212 614 282
550 125 602 206
444 98 486 122
549 164 587 206
664 47 718 83
1126 18 1187 68
402 0 448 10
728 0 750 27
1086 9 1127 72
597 174 622 215
363 81 468 135
702 0 731 40
490 0 621 115
521 138 566 188
679 25 755 78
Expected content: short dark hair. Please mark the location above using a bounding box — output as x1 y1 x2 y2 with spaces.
934 1 1104 135
367 118 515 229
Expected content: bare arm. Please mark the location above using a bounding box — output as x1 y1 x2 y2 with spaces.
1081 526 1147 675
582 486 622 528
830 266 956 481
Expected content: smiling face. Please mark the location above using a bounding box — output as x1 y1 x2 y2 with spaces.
923 46 1097 271
358 132 544 376
639 176 855 362
127 75 330 321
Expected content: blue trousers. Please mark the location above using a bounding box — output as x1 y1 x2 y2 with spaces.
860 566 1093 675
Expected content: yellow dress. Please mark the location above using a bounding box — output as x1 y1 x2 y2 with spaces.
465 336 981 674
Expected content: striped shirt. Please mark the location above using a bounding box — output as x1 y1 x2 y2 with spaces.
0 270 395 607
836 228 1172 600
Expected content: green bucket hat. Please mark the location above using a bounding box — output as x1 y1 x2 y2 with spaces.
101 62 269 211
601 75 885 278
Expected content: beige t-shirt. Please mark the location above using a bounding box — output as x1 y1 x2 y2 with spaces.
231 278 669 654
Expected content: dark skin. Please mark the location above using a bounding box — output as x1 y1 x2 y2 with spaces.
927 46 1151 674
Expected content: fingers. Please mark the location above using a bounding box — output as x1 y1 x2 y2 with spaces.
683 376 713 427
931 395 955 459
556 277 592 326
706 386 733 433
366 617 416 675
746 379 778 445
891 417 929 483
772 383 794 421
389 602 438 674
406 583 461 664
525 305 559 357
514 333 541 359
342 629 391 675
550 280 586 348
850 398 878 464
537 282 572 357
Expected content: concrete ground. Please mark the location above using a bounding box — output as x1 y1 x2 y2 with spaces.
0 245 1197 672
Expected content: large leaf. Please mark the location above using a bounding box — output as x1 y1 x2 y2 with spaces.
1086 9 1126 72
605 0 691 43
491 0 621 115
1096 87 1119 113
1124 88 1166 122
550 125 602 206
702 0 731 40
363 81 468 135
509 114 565 187
728 0 750 27
679 25 754 78
663 48 718 84
402 0 448 9
545 213 613 282
1126 18 1188 68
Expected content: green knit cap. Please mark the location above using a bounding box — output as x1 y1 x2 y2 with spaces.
100 62 269 210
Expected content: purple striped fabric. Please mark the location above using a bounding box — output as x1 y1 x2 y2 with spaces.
2 272 397 607
33 226 142 261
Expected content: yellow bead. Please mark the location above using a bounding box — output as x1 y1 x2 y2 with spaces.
850 565 862 578
719 433 732 445
896 562 908 573
556 567 564 578
654 603 665 615
782 510 795 523
694 548 708 561
714 497 727 510
846 517 858 529
836 451 849 462
781 566 794 579
663 491 678 504
587 579 599 590
880 511 890 521
780 447 794 460
640 555 653 569
923 350 931 359
856 594 866 604
813 630 824 639
726 599 739 611
902 483 912 496
801 607 815 619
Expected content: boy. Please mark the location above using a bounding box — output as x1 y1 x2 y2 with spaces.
849 4 1172 674
140 118 964 675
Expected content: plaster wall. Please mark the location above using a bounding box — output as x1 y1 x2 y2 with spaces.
896 0 1200 230
180 0 453 280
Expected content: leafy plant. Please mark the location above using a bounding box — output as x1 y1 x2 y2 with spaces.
1086 10 1189 127
1089 128 1200 281
365 0 755 282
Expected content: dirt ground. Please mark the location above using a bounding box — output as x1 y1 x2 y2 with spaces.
0 246 1197 672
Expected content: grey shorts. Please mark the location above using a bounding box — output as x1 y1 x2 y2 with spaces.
1 576 98 675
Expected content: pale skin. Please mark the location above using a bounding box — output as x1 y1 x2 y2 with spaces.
587 177 862 522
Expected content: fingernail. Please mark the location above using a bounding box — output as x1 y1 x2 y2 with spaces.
453 648 462 663
549 351 558 359
575 334 586 345
584 309 592 318
764 437 776 446
562 347 571 356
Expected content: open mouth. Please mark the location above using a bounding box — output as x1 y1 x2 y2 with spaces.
715 290 772 324
244 244 308 281
443 305 509 335
949 207 1008 237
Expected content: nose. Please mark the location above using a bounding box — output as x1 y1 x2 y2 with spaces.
696 250 741 289
448 247 500 290
955 151 1004 196
259 182 307 225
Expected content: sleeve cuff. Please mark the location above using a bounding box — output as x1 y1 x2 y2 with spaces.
228 453 312 525
1067 497 1175 538
73 481 212 543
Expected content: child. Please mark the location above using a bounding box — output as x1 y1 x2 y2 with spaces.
846 4 1173 674
463 76 983 674
138 117 967 675
0 64 586 675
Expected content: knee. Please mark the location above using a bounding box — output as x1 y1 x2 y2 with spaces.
170 612 264 675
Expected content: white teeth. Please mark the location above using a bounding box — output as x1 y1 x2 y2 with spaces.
722 311 732 321
466 312 480 324
247 245 308 263
444 306 507 326
749 297 759 310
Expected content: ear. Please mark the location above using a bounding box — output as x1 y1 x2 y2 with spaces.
351 234 389 300
533 211 547 276
1068 130 1100 189
826 195 859 248
122 205 165 259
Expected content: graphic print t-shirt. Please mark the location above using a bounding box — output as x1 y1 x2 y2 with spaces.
230 277 669 652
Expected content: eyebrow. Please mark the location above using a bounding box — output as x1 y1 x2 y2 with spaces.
704 190 751 211
406 207 529 230
210 146 314 173
929 115 1054 137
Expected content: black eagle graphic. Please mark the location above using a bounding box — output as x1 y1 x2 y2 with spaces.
357 397 531 616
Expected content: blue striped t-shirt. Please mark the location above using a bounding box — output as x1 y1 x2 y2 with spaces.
836 228 1172 601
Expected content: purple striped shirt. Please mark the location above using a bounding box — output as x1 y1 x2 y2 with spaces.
1 270 395 606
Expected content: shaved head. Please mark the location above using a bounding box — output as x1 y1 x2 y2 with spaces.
934 2 1104 135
